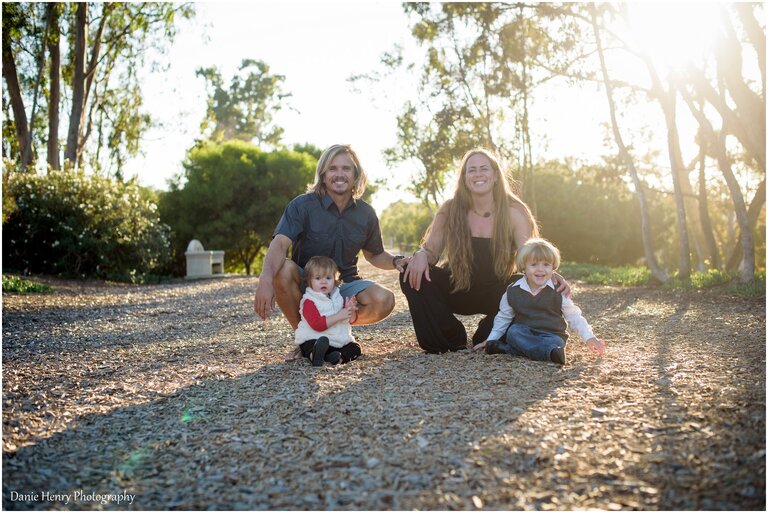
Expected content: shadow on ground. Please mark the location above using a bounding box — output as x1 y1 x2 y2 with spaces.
2 272 765 510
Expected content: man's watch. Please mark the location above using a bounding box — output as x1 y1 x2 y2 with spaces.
392 255 405 268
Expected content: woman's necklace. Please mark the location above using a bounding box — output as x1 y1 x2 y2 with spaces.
471 207 493 218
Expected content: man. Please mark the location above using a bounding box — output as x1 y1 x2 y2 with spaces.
254 144 408 360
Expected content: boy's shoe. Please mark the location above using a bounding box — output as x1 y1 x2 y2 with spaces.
311 336 330 367
485 340 506 354
550 347 566 365
325 351 342 365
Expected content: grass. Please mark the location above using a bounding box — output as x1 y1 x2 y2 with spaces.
559 262 652 287
2 275 53 294
559 262 765 299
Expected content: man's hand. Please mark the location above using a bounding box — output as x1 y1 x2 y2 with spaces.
472 340 488 352
254 279 276 320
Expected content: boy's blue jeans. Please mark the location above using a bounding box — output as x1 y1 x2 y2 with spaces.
496 324 566 362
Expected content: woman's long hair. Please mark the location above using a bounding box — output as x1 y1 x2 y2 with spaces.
430 148 538 292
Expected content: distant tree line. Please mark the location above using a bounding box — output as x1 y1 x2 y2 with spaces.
2 2 764 283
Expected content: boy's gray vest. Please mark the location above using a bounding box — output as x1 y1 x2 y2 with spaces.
506 284 568 342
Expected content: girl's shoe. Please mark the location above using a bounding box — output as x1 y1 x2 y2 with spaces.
325 351 342 365
340 342 362 363
311 336 330 367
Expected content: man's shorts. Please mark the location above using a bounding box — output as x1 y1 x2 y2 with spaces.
298 266 376 299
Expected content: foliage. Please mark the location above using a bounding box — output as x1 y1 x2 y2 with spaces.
159 141 316 275
2 2 195 174
377 3 590 208
373 2 765 282
2 274 53 294
196 59 288 147
380 200 434 253
560 262 765 298
291 142 323 160
726 272 766 299
559 262 652 286
532 159 671 266
2 167 17 223
2 165 171 278
665 270 767 299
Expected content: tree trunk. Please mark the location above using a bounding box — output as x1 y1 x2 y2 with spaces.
716 7 765 171
78 5 110 160
734 3 765 93
682 91 755 281
2 14 29 167
24 3 54 168
715 132 755 281
591 8 668 282
47 2 61 170
645 57 691 278
725 178 765 271
696 145 722 270
520 54 536 215
662 91 691 279
65 3 87 165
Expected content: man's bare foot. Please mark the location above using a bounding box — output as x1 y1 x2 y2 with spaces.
284 346 303 362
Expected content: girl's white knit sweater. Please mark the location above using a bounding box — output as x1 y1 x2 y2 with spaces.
294 287 355 348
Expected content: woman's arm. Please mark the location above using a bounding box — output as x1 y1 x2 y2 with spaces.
402 203 448 290
509 203 533 248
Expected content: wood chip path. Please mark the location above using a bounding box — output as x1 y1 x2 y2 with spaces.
2 262 765 510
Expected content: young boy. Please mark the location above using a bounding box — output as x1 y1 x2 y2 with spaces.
473 238 606 365
295 256 363 366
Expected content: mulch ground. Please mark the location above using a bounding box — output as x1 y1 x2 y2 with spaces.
2 262 765 510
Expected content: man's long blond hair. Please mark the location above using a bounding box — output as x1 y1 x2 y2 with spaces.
428 148 539 292
308 144 368 199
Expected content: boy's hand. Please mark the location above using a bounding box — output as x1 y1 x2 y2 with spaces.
586 337 606 355
472 340 488 352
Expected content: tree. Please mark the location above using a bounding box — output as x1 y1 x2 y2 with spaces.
374 3 590 210
590 4 669 282
2 3 31 165
2 2 195 175
159 141 315 275
196 58 289 147
46 2 60 170
380 200 433 253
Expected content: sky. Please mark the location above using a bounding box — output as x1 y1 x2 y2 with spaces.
122 2 735 212
123 1 609 212
123 1 423 211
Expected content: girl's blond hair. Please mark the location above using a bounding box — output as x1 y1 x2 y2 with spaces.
304 256 340 287
515 238 561 271
427 148 538 292
308 144 368 199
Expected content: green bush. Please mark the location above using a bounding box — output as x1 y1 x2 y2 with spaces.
159 141 316 275
2 275 53 294
3 165 171 278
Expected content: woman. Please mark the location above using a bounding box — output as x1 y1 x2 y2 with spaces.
400 148 568 353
